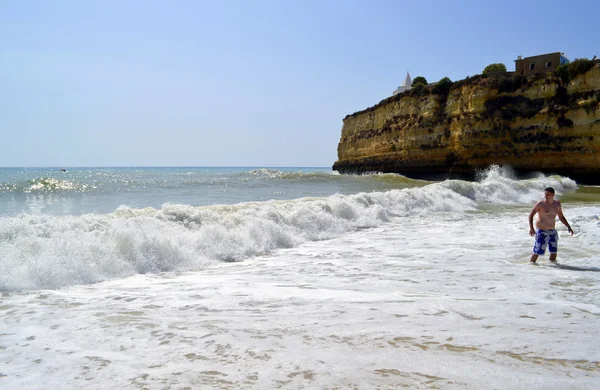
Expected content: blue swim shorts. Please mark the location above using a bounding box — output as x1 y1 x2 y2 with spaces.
533 229 558 255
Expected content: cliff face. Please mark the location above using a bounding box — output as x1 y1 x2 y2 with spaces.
333 66 600 183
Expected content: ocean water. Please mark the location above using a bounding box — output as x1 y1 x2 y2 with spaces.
1 166 599 389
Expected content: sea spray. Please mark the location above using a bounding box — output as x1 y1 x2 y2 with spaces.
444 165 577 205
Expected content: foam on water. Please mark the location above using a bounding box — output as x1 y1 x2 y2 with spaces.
1 203 599 389
443 165 578 205
0 183 474 291
0 168 580 292
1 167 599 389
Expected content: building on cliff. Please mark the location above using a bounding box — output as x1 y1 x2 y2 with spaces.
392 71 412 95
514 52 569 76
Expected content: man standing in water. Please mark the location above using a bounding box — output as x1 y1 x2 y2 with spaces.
529 187 574 264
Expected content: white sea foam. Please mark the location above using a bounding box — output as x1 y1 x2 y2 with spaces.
0 184 470 291
1 167 599 389
0 170 581 291
443 165 578 205
1 203 599 389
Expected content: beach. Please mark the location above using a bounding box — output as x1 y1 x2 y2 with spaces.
1 167 599 389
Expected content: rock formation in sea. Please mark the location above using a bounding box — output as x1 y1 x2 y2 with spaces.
333 62 600 184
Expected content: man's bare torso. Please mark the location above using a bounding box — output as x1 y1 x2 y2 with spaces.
533 200 561 230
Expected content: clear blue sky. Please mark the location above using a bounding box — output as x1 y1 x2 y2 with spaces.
1 0 598 167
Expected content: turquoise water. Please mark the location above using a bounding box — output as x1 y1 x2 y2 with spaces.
0 167 422 216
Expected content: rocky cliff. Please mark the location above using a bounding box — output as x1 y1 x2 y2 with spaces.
333 64 600 184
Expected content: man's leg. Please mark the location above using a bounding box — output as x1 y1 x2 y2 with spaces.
530 254 539 263
548 230 559 263
531 230 547 264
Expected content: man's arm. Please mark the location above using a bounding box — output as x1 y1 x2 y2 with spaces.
528 202 540 237
556 202 574 235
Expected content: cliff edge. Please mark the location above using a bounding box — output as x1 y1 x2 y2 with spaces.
333 64 600 184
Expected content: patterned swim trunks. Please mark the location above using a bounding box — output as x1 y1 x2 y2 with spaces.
533 229 558 255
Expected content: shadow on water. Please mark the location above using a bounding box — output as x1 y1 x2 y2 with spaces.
555 264 600 272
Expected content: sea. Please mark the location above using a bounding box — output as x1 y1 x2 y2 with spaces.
1 166 599 389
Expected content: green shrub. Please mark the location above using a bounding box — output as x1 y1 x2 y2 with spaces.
568 58 594 79
482 63 507 74
556 64 570 83
408 82 428 96
412 76 428 86
433 77 453 95
556 58 595 85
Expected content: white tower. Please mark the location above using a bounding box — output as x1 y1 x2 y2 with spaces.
392 71 412 95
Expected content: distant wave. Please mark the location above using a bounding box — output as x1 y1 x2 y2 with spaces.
244 168 427 185
245 168 337 179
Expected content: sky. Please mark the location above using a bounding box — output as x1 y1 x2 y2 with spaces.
1 0 598 167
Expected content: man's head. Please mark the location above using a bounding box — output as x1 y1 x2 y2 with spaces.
544 187 555 200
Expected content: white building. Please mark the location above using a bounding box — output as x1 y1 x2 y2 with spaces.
392 71 412 95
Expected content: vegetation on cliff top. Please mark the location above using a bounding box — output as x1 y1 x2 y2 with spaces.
411 76 428 86
482 63 507 74
433 77 453 95
345 76 455 120
344 58 598 120
557 58 597 83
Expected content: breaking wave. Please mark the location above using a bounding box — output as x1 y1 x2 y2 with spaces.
0 168 578 291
